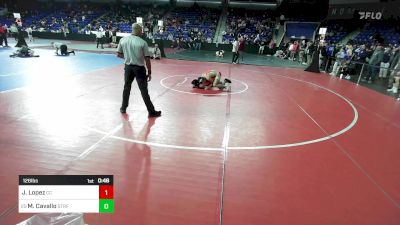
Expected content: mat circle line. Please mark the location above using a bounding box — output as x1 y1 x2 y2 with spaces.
160 75 249 96
87 71 358 151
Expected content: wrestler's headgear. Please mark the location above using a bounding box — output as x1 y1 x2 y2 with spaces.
192 79 200 88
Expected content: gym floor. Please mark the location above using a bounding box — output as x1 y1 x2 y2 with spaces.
0 39 399 225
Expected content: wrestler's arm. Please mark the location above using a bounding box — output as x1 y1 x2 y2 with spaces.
212 72 222 87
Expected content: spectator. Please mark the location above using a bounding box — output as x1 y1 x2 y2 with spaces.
9 23 18 40
392 71 400 94
216 50 224 57
232 37 239 64
95 29 104 49
319 42 328 70
364 45 384 83
267 39 276 55
194 36 201 50
306 41 316 65
353 44 368 74
379 47 391 78
171 38 179 49
112 27 118 44
298 39 307 64
325 43 336 71
330 48 346 76
259 41 265 55
289 40 299 61
387 45 400 92
152 44 161 59
0 23 8 47
238 37 245 62
26 26 33 42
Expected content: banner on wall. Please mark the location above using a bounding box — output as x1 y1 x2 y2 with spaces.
327 1 400 20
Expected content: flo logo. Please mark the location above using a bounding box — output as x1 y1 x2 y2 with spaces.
359 11 382 20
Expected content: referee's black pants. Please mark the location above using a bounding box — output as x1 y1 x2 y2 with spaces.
121 65 156 113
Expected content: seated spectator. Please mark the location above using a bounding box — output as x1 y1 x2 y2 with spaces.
171 38 179 49
152 44 161 59
216 50 224 57
274 49 287 59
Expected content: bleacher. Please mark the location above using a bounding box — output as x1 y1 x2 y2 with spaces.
353 21 400 45
37 9 102 33
0 6 102 33
285 22 319 40
223 10 275 44
95 5 165 34
154 7 218 41
324 21 348 44
2 1 400 48
0 11 48 29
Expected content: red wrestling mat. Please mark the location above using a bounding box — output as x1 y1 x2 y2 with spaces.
0 59 399 225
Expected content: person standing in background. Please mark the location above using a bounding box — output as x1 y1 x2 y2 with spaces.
26 26 33 42
232 37 239 64
0 23 8 47
387 45 400 92
112 27 118 44
238 36 245 63
9 23 18 41
364 45 384 83
96 28 104 49
258 41 265 55
379 47 391 78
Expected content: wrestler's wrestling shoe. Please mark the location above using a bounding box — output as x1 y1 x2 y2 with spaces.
223 83 231 92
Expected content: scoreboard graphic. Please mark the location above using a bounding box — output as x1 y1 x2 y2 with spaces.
19 175 114 213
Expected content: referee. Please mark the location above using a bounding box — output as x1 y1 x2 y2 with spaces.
117 23 161 117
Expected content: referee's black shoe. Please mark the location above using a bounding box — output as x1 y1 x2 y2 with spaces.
120 108 126 113
148 111 161 118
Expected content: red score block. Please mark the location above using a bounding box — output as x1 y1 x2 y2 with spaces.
99 185 114 199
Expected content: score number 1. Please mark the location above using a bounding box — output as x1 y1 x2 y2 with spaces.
99 185 114 213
